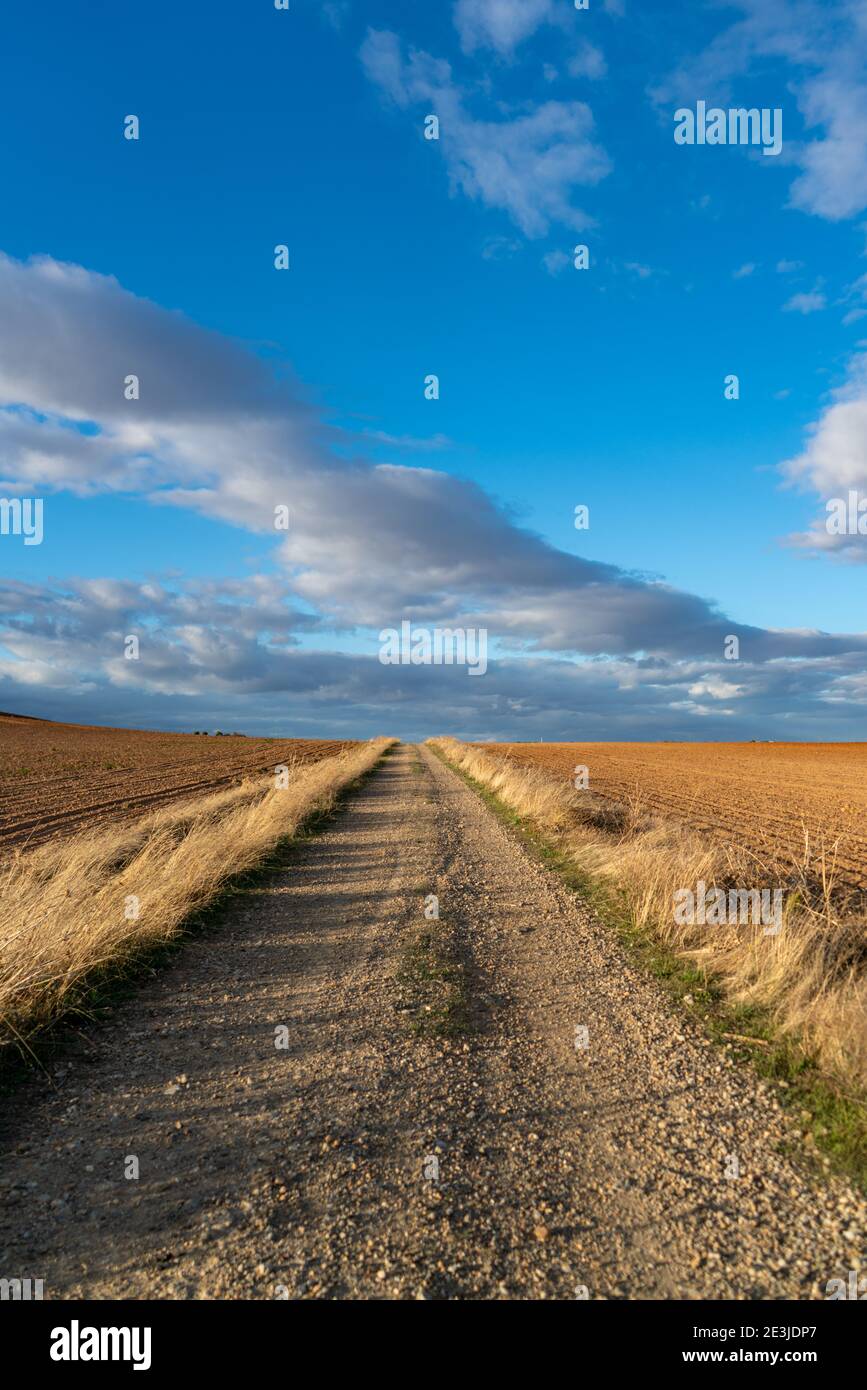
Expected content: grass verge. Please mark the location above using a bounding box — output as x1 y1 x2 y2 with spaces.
428 738 867 1190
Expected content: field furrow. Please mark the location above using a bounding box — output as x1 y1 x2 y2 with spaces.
0 713 358 848
476 741 867 886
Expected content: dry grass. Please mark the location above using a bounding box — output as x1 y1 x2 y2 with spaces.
0 713 359 851
0 738 394 1052
430 738 867 1093
477 739 867 888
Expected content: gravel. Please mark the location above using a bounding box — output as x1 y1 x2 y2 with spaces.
0 742 863 1300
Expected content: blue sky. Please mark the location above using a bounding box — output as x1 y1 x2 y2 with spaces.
0 0 866 740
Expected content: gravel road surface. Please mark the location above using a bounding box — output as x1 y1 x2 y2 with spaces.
0 743 864 1299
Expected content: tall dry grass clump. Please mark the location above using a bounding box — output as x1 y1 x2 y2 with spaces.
430 738 867 1092
0 738 394 1051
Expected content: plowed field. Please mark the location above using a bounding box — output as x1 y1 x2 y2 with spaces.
0 713 358 849
476 741 867 886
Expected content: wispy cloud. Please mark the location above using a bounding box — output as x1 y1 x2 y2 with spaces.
542 249 571 276
453 0 555 56
360 28 610 237
568 40 607 80
652 0 867 222
783 288 826 313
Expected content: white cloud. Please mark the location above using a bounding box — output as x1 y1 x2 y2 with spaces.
451 3 608 80
1 576 863 741
783 289 826 313
322 2 349 31
687 676 744 700
568 40 607 80
781 353 867 559
3 251 865 665
840 271 867 325
360 29 610 237
733 262 757 278
542 249 570 275
653 0 867 223
0 575 314 698
453 0 554 56
789 67 867 220
481 234 523 260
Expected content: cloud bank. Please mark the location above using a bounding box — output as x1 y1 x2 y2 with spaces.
0 251 865 735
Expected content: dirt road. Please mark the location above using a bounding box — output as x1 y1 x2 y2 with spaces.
0 743 864 1299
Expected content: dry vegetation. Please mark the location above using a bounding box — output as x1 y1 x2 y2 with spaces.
0 712 358 849
0 737 394 1052
478 741 867 888
431 738 867 1093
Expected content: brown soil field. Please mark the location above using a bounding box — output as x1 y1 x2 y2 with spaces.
476 741 867 887
0 713 358 850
